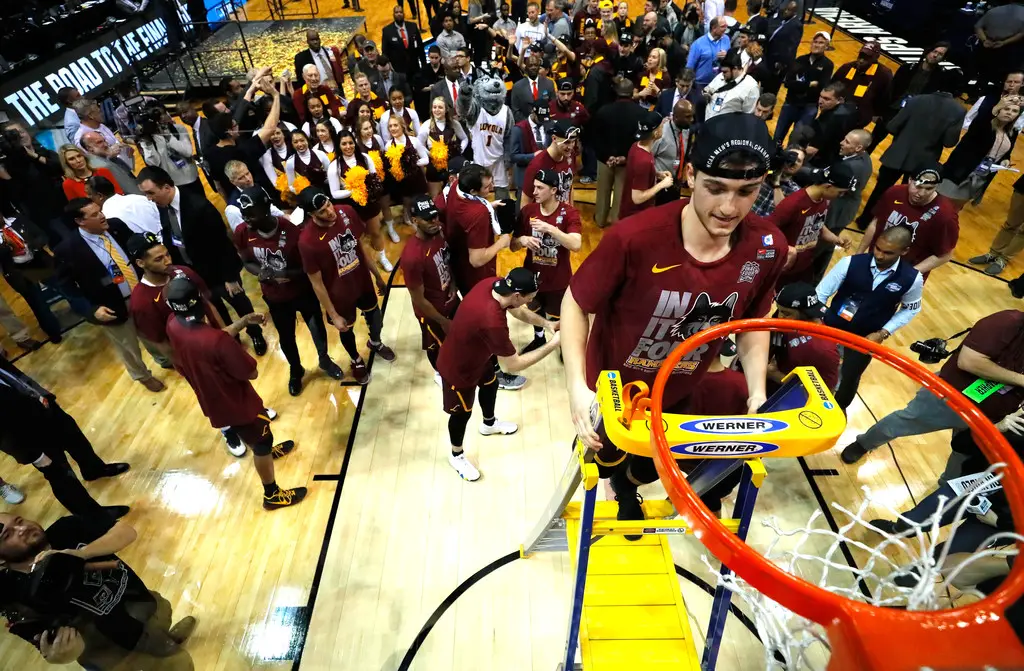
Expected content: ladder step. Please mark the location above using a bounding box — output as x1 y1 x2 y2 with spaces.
587 639 701 670
564 500 676 521
584 574 679 607
588 546 669 575
585 605 687 639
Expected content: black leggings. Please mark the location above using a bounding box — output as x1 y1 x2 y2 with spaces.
834 346 872 410
211 280 261 337
447 376 499 447
265 291 329 370
335 304 384 360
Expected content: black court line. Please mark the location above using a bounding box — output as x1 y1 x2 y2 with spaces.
854 390 919 508
807 468 840 477
6 316 85 366
290 262 401 670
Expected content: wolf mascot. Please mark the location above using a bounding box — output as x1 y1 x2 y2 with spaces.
457 74 515 200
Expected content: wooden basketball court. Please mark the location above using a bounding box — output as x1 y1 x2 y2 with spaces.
0 2 1019 669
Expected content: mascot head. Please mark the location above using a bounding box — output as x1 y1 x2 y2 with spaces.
475 75 507 116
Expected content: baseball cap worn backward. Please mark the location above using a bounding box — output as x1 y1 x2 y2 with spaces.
165 275 204 321
298 186 330 212
776 282 827 318
913 162 942 185
125 232 161 262
824 161 858 190
494 267 540 295
691 113 773 180
238 186 272 217
558 79 574 92
551 118 581 139
534 168 560 187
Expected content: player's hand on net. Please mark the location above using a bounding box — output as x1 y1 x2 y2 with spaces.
570 382 602 450
997 408 1024 435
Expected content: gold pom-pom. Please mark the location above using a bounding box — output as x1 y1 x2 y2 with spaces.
344 165 370 207
429 137 449 171
385 143 406 182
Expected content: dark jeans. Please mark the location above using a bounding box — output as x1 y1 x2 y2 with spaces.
834 345 872 410
210 281 261 337
264 290 329 371
857 165 907 228
4 272 62 339
774 102 817 144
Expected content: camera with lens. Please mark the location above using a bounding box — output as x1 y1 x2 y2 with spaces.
1 552 85 641
0 128 24 161
910 337 954 364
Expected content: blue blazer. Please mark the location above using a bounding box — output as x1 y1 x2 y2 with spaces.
655 87 704 118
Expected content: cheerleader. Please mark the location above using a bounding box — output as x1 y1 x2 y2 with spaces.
382 115 429 226
302 96 345 138
327 130 393 271
357 117 397 242
344 99 374 133
314 120 340 162
260 126 294 188
417 96 469 198
353 73 387 122
284 129 330 192
379 89 421 146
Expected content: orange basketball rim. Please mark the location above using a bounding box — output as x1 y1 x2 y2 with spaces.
650 318 1024 670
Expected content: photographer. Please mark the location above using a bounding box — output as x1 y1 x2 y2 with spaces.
751 144 803 217
0 512 196 669
0 122 68 247
0 208 63 343
137 107 203 200
841 308 1024 465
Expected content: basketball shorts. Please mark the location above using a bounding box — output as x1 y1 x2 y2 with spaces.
531 288 566 320
419 317 446 352
231 414 274 456
591 397 688 479
441 357 499 415
337 291 380 324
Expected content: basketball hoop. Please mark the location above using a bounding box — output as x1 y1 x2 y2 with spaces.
649 318 1024 670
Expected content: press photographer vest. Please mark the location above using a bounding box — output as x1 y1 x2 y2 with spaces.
824 254 919 337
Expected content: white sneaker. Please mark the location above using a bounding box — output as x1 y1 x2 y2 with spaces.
265 408 278 421
434 371 442 387
0 482 25 504
386 221 400 243
479 419 518 436
448 452 481 481
222 430 247 457
378 250 394 272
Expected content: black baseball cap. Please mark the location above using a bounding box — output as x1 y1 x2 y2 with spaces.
298 186 331 212
126 233 162 263
690 112 773 180
165 275 204 322
551 118 580 140
776 283 827 319
636 110 663 139
238 186 272 219
558 79 574 92
720 48 743 69
533 100 551 119
493 267 539 296
411 194 439 219
534 168 560 187
824 162 858 190
912 162 942 186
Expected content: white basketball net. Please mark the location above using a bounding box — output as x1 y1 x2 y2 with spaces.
707 463 1024 671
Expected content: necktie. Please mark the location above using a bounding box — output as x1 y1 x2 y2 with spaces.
317 50 332 82
166 206 192 264
452 83 458 105
400 25 408 48
676 131 685 181
532 81 538 100
102 235 137 289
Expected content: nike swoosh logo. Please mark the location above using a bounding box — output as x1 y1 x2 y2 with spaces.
319 232 328 240
652 263 682 274
801 208 811 214
894 200 903 205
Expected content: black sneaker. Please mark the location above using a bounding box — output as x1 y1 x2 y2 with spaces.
1011 278 1024 300
319 357 344 380
263 486 308 510
519 335 546 355
288 367 304 397
840 441 869 465
251 331 268 356
368 341 397 362
869 518 911 536
271 440 296 460
616 493 646 541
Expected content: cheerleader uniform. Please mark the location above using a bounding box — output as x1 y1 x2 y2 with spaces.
260 143 293 190
327 154 383 221
380 106 422 145
318 141 337 163
383 133 429 198
302 116 344 140
417 119 469 183
285 148 330 191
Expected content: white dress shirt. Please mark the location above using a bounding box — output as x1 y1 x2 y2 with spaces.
380 107 422 145
102 194 162 235
816 255 924 334
703 73 760 119
73 122 133 166
64 107 81 143
309 47 337 83
79 228 132 298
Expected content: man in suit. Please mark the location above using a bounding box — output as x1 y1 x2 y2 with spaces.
656 68 703 118
54 199 166 392
382 5 426 79
294 29 346 92
792 82 856 169
137 166 267 356
510 53 557 122
762 0 802 95
813 129 874 283
856 73 964 228
0 354 130 518
373 55 414 102
291 64 345 124
430 64 464 122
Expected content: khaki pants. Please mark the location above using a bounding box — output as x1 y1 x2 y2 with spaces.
0 292 31 343
989 190 1024 262
101 318 152 382
595 160 626 228
80 591 194 671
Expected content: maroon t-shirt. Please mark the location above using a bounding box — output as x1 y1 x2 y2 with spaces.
518 201 582 293
166 318 264 428
401 233 457 318
436 278 516 387
869 185 959 276
618 143 657 220
770 188 829 280
682 367 749 415
774 332 841 389
444 187 497 295
298 205 374 315
940 310 1024 421
523 150 574 203
232 217 309 304
129 266 215 344
570 199 789 410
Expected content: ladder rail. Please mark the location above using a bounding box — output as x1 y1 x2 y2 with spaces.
561 479 598 671
522 440 587 557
